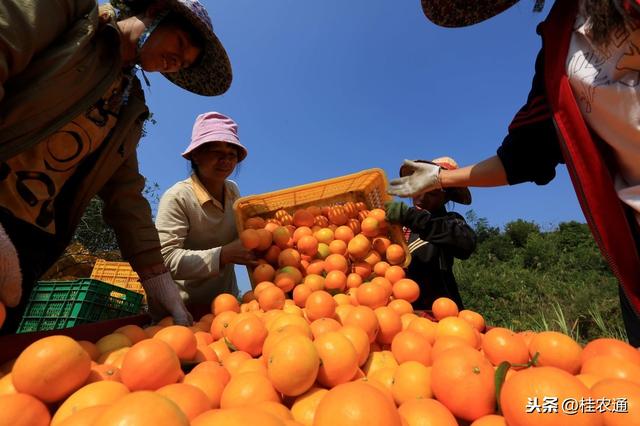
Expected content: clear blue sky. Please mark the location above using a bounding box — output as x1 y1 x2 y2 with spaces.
135 0 584 293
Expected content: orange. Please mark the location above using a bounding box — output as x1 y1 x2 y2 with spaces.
366 366 396 392
385 244 406 265
194 344 219 363
361 217 380 237
397 398 457 426
370 276 393 297
195 331 214 346
333 293 352 306
373 260 390 277
267 334 320 396
328 239 348 255
581 355 640 385
470 415 508 426
392 279 420 303
374 306 403 345
254 401 294 421
245 216 266 229
0 373 16 395
351 261 373 280
93 391 189 426
56 406 108 426
51 381 130 425
388 299 413 316
324 270 347 292
391 361 432 405
431 346 495 421
209 338 232 360
347 234 371 259
265 245 283 264
303 274 325 291
192 407 285 426
144 325 163 338
0 392 51 426
210 310 237 340
369 208 386 221
290 386 328 425
482 327 529 367
432 297 459 320
333 225 354 242
529 331 583 375
324 254 349 274
156 383 211 421
305 290 337 321
191 360 231 385
582 338 640 366
273 226 293 249
182 371 226 408
391 330 432 366
459 309 486 332
12 335 92 403
293 283 313 307
501 366 602 426
314 331 359 388
431 335 475 362
356 283 388 309
221 350 253 376
436 316 480 348
313 381 402 426
256 228 273 251
293 209 315 227
279 248 302 268
268 313 312 337
306 259 326 275
253 264 277 285
363 250 382 266
363 350 398 376
346 273 363 289
96 333 132 355
314 228 334 245
297 235 319 257
154 325 198 361
275 209 293 226
220 372 281 408
86 364 122 384
258 285 286 311
343 305 379 343
120 339 182 391
227 315 268 357
406 317 437 344
240 229 261 249
310 317 342 339
236 358 269 376
335 304 356 324
314 215 330 228
113 325 147 345
292 226 313 244
328 206 349 226
339 325 371 366
591 378 640 426
347 218 361 234
78 340 101 361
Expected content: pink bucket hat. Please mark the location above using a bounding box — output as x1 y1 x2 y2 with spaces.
181 112 248 161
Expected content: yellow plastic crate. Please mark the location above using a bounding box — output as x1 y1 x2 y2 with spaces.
233 168 411 288
90 260 146 303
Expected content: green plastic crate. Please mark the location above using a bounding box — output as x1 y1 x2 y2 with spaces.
17 279 143 333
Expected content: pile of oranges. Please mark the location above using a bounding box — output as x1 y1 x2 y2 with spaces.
1 202 639 425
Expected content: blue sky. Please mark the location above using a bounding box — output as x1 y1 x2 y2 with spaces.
135 0 584 293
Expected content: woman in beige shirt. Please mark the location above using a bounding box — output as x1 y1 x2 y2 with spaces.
156 112 257 310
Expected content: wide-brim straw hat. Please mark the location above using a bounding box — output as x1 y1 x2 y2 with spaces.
420 0 521 27
399 156 472 205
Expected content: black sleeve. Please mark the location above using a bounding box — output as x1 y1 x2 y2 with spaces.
402 208 477 260
496 47 564 186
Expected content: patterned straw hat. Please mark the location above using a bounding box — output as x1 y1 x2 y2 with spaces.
399 156 472 205
420 0 544 28
113 0 232 96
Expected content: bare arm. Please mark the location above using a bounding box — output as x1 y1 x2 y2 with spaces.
440 155 508 188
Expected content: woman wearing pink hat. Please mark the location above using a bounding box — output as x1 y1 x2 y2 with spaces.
0 0 233 331
155 112 256 309
389 0 640 345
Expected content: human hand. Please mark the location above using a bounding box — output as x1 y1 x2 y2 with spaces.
388 159 442 197
0 223 22 307
220 239 259 266
384 201 409 224
141 271 193 326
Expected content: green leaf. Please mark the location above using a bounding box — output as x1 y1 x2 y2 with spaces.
494 361 511 414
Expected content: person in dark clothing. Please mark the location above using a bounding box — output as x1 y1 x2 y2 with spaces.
386 157 476 310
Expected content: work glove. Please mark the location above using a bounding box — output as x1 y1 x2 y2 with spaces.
385 201 409 224
388 160 442 198
141 272 193 326
0 223 22 307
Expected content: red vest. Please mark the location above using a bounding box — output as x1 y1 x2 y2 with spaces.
542 0 640 314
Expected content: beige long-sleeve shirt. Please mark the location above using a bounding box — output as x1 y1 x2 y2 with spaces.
156 175 240 304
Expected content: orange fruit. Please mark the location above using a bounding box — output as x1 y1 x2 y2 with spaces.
154 325 198 361
93 391 189 426
293 209 316 227
221 351 253 376
265 245 283 264
191 360 230 384
361 217 380 237
385 244 406 265
256 229 274 251
374 306 403 345
258 286 286 311
182 371 226 408
194 331 214 346
96 333 132 355
297 235 319 257
339 325 371 366
529 331 583 375
305 290 337 321
313 381 402 426
314 331 359 388
363 250 383 266
267 334 320 396
210 310 237 340
388 299 413 316
279 248 302 268
373 237 392 256
0 373 16 395
581 355 640 385
86 364 122 384
144 325 163 338
328 206 349 226
459 309 486 332
0 392 51 426
51 381 129 425
56 406 108 426
406 317 437 344
591 378 640 426
328 239 348 256
236 358 268 376
240 229 261 249
363 350 399 377
482 327 529 367
397 398 457 426
290 386 328 425
431 335 474 361
292 284 313 307
469 415 508 426
372 261 390 277
333 226 355 243
356 283 388 309
192 407 285 426
392 279 420 303
78 340 101 361
582 338 640 366
432 297 459 320
310 317 342 339
156 383 211 421
227 315 268 357
245 216 266 229
335 304 356 324
346 273 363 289
343 305 379 343
391 330 432 366
292 226 313 244
254 401 294 421
220 372 281 408
12 335 92 403
391 361 432 405
120 339 182 391
431 346 495 421
436 316 479 348
273 226 293 249
253 264 277 285
347 234 371 259
351 261 373 280
194 344 219 363
324 253 349 274
501 366 601 426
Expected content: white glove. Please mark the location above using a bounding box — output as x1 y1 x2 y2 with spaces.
387 159 442 198
141 272 193 326
0 222 22 307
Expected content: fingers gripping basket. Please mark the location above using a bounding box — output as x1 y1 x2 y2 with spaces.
233 168 411 288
